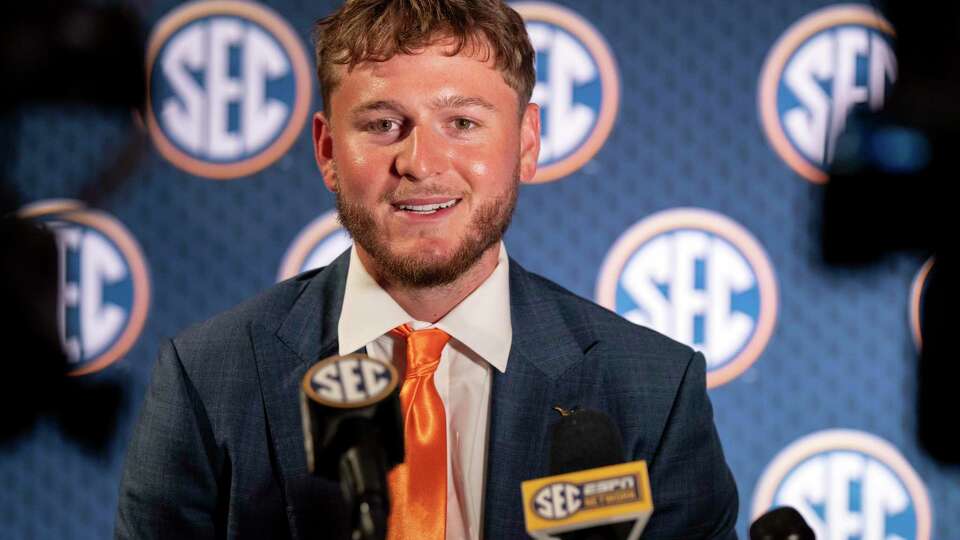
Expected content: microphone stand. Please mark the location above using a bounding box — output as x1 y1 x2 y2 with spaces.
338 422 390 540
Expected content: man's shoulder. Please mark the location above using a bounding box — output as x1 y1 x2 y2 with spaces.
170 267 333 367
514 264 695 364
182 270 317 337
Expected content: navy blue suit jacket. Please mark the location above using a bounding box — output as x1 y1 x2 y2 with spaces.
116 252 738 538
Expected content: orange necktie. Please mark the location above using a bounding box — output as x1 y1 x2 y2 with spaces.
387 324 449 540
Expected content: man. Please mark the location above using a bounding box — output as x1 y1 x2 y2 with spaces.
116 0 738 538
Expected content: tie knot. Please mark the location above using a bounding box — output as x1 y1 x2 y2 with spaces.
391 324 450 377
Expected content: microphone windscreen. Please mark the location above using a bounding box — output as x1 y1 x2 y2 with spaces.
548 409 625 475
749 506 815 540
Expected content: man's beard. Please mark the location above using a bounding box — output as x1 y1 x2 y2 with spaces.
334 179 517 288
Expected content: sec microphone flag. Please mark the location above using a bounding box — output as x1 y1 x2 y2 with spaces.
521 461 653 540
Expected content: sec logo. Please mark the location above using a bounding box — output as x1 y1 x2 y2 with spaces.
596 208 778 388
146 0 311 179
759 4 896 183
753 429 932 540
513 2 619 183
18 200 150 376
533 482 582 520
277 210 352 281
909 257 934 351
303 354 398 409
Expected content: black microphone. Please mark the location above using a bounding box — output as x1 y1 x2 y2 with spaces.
300 354 404 540
549 409 625 473
549 410 633 540
749 506 815 540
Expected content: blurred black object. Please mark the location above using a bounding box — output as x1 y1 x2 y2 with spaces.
823 1 957 462
0 200 65 441
0 1 145 450
1 2 144 110
915 254 951 462
749 507 815 540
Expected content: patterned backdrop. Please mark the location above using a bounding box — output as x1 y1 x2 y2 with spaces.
3 1 955 538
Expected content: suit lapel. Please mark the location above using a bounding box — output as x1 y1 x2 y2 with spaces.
251 251 351 539
483 261 588 536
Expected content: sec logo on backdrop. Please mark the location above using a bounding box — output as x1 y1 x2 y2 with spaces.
513 2 619 183
18 200 150 376
753 429 932 540
146 0 311 179
277 210 352 281
596 208 777 388
759 4 896 183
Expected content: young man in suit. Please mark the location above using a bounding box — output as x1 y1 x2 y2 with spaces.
116 1 739 538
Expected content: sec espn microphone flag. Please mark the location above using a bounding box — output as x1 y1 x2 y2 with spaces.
521 409 653 540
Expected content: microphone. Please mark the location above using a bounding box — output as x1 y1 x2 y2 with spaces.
300 354 404 540
749 507 815 540
522 409 653 540
549 409 623 473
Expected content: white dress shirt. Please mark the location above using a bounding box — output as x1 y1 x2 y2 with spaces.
336 243 512 540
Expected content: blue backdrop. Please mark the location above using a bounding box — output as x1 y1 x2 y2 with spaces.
3 1 953 538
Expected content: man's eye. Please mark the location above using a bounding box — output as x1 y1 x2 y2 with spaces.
454 118 476 130
368 119 397 133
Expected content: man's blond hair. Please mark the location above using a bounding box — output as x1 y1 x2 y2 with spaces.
313 0 536 113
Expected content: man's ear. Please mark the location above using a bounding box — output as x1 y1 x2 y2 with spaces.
518 103 541 184
313 111 337 191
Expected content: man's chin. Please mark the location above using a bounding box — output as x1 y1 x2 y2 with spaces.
338 188 515 289
381 260 466 288
385 250 467 285
391 239 459 260
359 240 497 289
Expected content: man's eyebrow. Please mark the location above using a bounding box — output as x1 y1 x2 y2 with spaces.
430 95 497 111
350 100 407 117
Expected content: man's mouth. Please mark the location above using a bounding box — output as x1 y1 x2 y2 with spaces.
394 199 460 215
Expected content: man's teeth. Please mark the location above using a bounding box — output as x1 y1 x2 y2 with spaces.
397 200 457 214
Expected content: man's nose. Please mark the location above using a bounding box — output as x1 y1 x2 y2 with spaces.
394 125 447 181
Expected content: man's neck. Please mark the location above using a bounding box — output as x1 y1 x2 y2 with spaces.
355 245 501 323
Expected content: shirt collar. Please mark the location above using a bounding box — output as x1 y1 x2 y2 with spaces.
337 243 512 373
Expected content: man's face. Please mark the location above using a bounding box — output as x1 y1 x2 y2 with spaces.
313 39 540 287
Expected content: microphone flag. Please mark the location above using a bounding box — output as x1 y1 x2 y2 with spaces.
521 460 653 540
